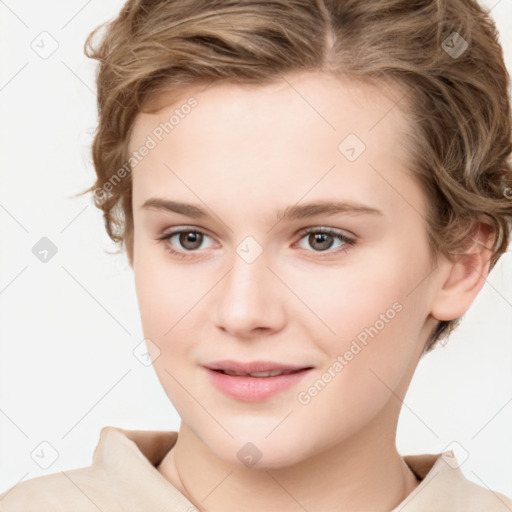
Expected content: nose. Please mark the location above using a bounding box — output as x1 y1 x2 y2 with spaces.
213 244 286 339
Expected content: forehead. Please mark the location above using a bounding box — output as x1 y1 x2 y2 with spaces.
128 72 420 218
130 72 408 149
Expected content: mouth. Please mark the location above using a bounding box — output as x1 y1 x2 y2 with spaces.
204 359 312 374
204 360 314 402
211 368 308 377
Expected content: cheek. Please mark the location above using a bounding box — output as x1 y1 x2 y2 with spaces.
293 291 418 449
133 237 193 331
133 255 199 409
293 247 426 404
285 252 417 352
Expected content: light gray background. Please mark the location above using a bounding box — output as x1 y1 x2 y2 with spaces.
1 0 511 500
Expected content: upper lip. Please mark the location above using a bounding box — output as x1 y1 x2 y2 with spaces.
204 360 312 373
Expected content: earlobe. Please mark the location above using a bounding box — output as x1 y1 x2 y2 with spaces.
430 223 493 322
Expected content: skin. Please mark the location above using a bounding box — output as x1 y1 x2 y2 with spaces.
127 71 490 512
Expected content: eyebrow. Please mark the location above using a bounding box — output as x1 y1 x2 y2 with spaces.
140 198 383 222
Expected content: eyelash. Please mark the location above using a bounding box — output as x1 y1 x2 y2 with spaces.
156 227 356 260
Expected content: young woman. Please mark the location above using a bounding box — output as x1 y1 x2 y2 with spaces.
1 0 511 510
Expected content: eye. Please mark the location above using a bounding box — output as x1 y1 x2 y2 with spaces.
156 228 214 259
156 226 356 260
295 227 356 257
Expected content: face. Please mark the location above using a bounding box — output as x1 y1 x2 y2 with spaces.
129 72 440 468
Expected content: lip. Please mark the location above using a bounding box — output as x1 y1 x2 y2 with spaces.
204 359 310 373
204 360 313 402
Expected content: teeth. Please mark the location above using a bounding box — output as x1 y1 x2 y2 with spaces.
249 370 285 377
223 369 296 377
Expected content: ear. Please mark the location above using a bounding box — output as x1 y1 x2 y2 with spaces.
430 222 494 321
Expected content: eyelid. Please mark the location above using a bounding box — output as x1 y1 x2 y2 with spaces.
295 226 356 242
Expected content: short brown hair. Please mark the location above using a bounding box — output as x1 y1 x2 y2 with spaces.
78 0 512 352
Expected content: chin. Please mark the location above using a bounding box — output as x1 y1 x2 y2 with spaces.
200 427 316 470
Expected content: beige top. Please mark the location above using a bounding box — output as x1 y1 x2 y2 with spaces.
0 425 511 511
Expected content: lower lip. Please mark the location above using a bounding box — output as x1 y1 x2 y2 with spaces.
205 368 312 402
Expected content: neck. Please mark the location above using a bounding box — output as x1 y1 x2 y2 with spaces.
158 411 420 512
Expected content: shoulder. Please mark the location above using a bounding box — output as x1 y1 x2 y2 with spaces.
400 451 512 512
451 473 512 511
0 425 181 511
0 426 130 512
0 463 123 512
